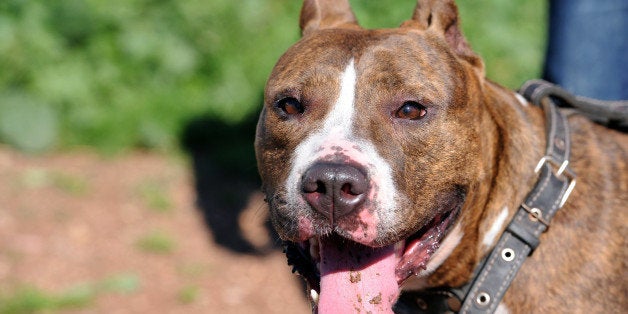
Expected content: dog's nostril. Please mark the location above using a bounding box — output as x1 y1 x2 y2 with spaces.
302 180 328 196
301 162 368 222
341 183 362 196
316 181 327 194
341 183 353 195
303 180 326 194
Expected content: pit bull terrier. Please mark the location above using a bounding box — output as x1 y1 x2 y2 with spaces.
254 0 628 313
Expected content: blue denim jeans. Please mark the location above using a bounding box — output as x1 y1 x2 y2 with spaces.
543 0 627 100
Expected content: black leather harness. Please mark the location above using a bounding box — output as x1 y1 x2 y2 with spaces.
395 80 585 314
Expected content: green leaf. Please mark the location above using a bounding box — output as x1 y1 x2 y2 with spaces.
0 93 58 153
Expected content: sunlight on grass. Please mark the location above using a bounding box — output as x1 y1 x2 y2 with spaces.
50 172 89 196
0 287 91 314
177 285 199 304
19 168 88 196
98 273 141 295
135 180 173 213
136 230 177 254
0 273 139 314
177 263 206 279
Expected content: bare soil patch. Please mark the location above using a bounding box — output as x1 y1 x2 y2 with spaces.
0 146 309 313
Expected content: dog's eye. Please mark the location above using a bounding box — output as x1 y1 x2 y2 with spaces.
275 97 304 117
395 101 427 120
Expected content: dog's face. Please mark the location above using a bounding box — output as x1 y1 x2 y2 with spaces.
255 0 491 312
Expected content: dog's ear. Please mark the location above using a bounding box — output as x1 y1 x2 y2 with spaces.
403 0 483 71
300 0 360 36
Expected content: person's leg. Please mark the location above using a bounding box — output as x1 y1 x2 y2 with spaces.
544 0 627 100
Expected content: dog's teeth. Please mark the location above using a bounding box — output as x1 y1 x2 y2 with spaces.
310 289 319 304
310 237 320 260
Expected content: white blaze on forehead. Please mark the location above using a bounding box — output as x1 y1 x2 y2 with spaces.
323 59 357 133
284 59 397 222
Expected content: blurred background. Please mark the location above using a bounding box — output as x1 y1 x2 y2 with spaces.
0 0 545 313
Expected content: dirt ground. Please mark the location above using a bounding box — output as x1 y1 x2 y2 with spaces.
0 145 310 313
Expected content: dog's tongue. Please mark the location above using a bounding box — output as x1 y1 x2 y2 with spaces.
317 236 400 313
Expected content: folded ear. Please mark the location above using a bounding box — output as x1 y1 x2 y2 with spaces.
403 0 483 71
300 0 360 36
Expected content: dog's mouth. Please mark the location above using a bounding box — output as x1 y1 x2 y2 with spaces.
284 206 460 312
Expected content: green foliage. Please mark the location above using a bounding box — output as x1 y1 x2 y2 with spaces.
0 93 57 153
457 0 547 87
0 0 545 154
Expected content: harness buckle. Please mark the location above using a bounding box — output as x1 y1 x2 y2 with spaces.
534 155 577 208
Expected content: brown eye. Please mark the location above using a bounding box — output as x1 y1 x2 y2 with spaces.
276 97 304 116
395 101 427 120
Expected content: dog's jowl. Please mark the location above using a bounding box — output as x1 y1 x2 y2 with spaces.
255 0 627 313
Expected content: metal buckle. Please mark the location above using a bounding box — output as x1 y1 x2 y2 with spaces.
534 156 577 208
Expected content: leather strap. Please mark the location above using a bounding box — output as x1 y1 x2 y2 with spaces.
395 88 577 314
459 96 576 313
520 79 628 129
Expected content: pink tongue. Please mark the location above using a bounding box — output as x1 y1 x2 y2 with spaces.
317 236 400 313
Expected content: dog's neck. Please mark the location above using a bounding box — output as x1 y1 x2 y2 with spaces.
419 81 547 289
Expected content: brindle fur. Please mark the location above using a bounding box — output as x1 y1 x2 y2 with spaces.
255 0 627 312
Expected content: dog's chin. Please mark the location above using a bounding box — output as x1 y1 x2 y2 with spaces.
284 204 461 312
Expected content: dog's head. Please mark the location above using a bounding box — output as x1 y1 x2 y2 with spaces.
255 0 493 312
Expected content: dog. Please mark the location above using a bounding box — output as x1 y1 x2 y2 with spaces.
254 0 627 312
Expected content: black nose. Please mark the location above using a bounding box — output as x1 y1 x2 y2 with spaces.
301 163 368 224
